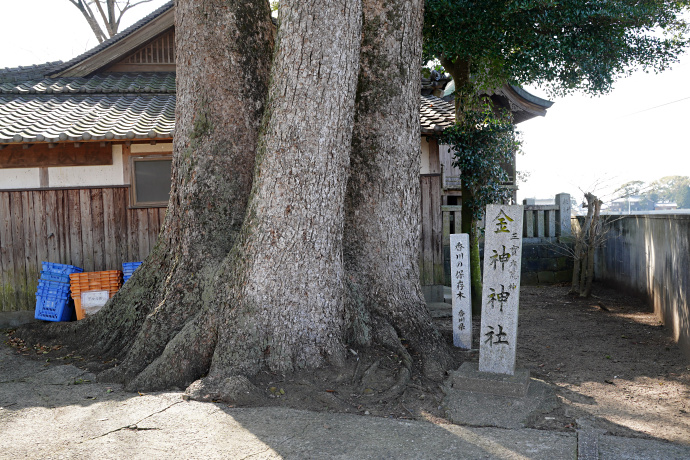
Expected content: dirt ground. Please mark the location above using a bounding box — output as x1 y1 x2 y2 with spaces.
5 284 690 446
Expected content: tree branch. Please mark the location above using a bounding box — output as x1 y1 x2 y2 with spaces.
69 0 108 43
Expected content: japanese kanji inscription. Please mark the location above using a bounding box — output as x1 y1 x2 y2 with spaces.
479 204 524 375
450 233 471 349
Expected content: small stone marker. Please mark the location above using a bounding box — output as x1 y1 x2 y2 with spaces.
450 233 471 348
479 204 524 375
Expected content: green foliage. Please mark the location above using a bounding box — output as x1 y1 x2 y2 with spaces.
677 185 690 208
440 101 521 220
649 175 690 205
423 0 690 96
614 180 646 197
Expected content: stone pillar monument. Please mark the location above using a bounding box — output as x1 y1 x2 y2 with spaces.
450 233 471 349
479 204 524 375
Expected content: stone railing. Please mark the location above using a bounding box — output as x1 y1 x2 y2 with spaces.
522 193 572 241
441 193 572 243
441 193 574 286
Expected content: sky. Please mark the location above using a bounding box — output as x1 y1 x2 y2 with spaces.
1 0 688 205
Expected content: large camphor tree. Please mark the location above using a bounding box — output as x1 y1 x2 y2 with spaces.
423 0 689 310
26 0 451 398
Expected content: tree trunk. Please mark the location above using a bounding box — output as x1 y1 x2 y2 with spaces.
344 0 451 381
570 193 595 295
70 0 108 42
19 0 452 397
119 0 362 393
66 0 275 387
200 0 363 381
441 57 484 314
581 197 602 298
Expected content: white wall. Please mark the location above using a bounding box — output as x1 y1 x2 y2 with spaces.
49 144 125 187
0 143 174 190
0 168 40 189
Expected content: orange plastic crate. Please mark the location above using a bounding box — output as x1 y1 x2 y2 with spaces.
73 292 117 320
70 271 123 320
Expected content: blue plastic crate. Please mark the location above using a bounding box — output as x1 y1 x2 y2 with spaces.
41 262 83 275
122 262 143 283
35 281 71 298
35 295 72 322
122 262 143 273
39 270 71 283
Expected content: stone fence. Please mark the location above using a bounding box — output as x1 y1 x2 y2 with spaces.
520 194 573 284
443 194 574 286
594 214 690 359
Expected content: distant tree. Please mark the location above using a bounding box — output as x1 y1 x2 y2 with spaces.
677 186 690 208
614 180 646 198
440 101 521 313
68 0 157 43
613 180 653 211
649 176 690 205
616 176 690 209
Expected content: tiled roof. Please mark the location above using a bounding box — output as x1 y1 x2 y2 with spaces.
49 1 174 76
0 62 64 84
0 73 176 95
0 93 175 143
0 72 175 143
420 95 455 134
0 73 455 144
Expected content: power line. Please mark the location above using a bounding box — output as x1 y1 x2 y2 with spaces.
618 95 690 118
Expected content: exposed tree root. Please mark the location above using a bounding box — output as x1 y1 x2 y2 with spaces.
374 321 413 401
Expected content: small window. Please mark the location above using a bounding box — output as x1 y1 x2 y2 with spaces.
130 155 172 207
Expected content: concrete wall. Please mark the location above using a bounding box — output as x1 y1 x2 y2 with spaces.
595 214 690 359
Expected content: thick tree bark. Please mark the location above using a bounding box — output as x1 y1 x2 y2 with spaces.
77 0 275 387
344 0 451 381
21 0 453 397
124 0 363 393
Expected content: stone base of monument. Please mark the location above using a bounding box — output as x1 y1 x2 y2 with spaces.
442 362 559 429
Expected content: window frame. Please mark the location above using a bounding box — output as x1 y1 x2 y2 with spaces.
129 154 172 208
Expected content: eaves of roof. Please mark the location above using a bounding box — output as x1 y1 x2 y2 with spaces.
0 91 455 145
0 83 175 144
50 1 174 78
420 95 455 134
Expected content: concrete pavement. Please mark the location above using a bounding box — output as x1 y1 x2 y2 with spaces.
1 342 688 459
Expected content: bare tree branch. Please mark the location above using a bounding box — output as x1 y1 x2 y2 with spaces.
67 0 156 42
69 0 108 42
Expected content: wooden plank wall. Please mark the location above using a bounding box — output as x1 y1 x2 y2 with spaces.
0 187 165 312
419 175 444 287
